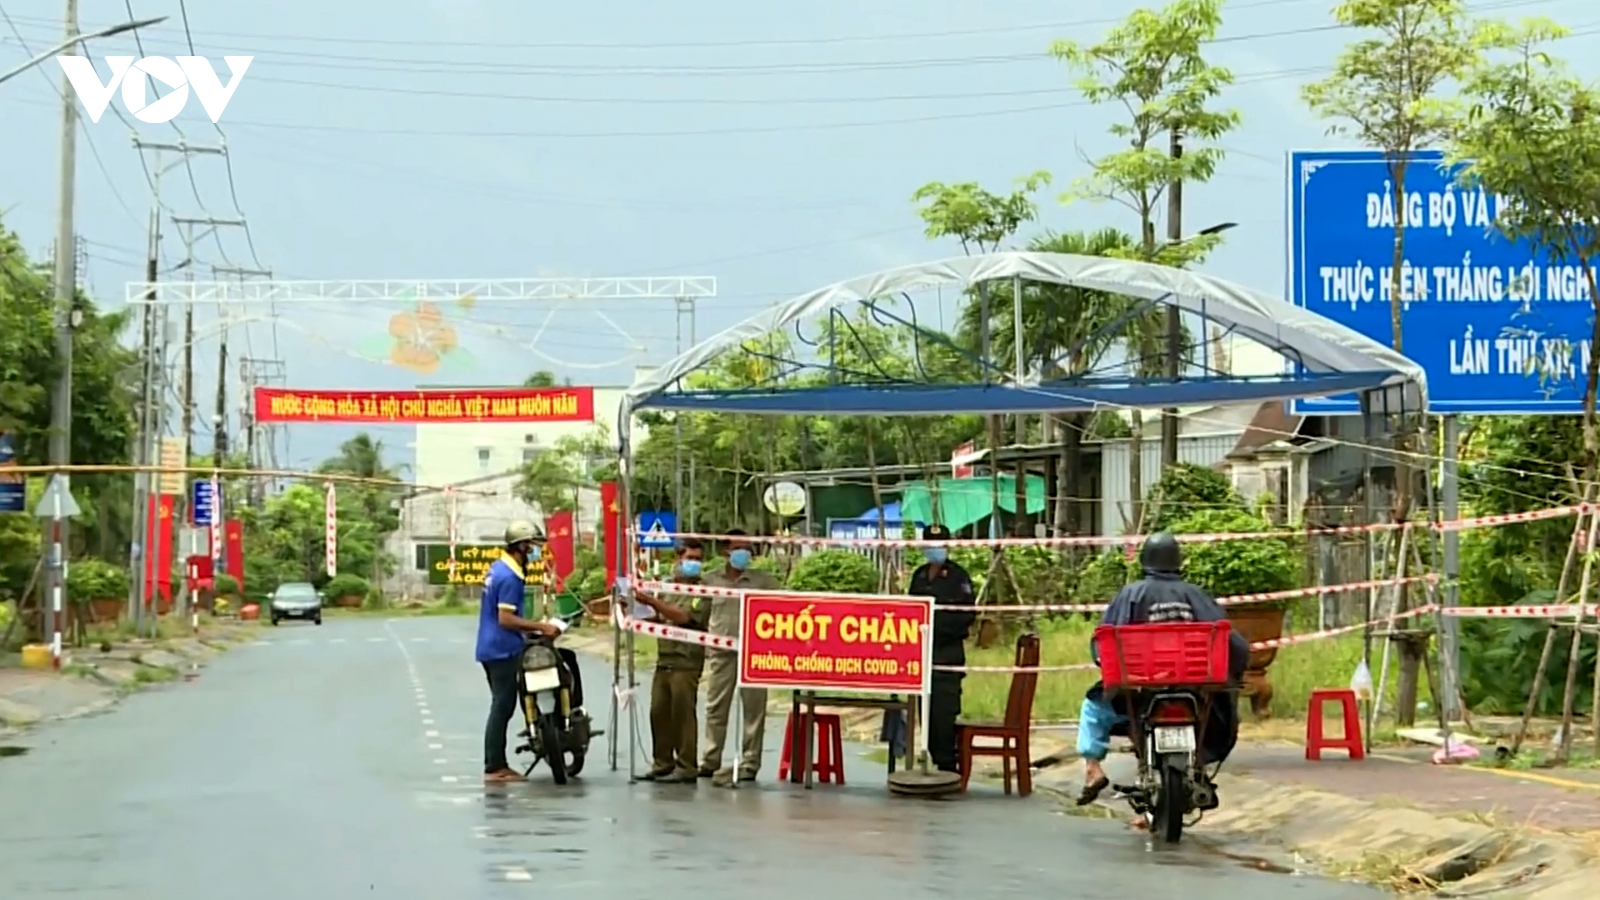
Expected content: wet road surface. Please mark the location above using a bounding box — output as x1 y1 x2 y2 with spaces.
0 616 1379 898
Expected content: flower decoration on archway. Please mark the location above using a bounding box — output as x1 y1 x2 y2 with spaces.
387 301 459 373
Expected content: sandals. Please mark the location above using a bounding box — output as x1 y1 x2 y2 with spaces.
1076 775 1110 806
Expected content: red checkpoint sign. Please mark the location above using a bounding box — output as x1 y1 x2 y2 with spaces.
738 591 933 695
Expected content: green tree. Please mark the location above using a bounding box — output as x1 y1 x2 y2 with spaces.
1050 0 1241 528
1302 0 1500 357
523 370 557 387
1446 20 1600 759
911 173 1051 254
961 227 1141 536
0 219 139 612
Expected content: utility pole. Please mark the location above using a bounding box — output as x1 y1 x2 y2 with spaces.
43 0 79 644
1160 127 1184 469
672 296 697 530
209 265 270 460
238 356 286 507
171 216 242 450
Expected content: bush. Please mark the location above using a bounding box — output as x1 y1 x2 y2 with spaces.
66 558 130 601
324 573 370 601
441 585 463 608
1144 462 1245 533
214 573 240 596
363 585 389 610
786 549 878 594
1075 550 1138 604
1169 507 1298 599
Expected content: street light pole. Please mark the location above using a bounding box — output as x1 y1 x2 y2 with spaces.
0 15 166 87
44 0 80 645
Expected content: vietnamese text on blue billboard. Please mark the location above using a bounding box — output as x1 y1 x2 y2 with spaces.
1288 149 1595 415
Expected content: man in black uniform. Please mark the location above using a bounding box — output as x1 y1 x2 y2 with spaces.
908 523 976 773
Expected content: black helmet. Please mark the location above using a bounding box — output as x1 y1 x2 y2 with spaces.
1139 532 1182 575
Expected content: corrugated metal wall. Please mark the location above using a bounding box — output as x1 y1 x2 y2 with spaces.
1099 434 1240 536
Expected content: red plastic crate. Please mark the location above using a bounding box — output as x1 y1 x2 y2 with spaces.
1094 622 1233 688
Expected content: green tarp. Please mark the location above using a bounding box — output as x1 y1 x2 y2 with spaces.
898 474 1046 534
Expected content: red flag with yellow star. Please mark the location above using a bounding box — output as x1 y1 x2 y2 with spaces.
546 510 575 590
600 481 621 591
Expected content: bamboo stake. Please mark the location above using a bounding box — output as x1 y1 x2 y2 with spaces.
1512 490 1593 755
1554 508 1600 762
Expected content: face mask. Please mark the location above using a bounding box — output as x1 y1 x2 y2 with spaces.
678 559 702 578
728 549 752 570
923 547 948 564
526 544 542 562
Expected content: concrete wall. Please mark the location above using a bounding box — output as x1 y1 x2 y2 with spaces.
382 471 603 600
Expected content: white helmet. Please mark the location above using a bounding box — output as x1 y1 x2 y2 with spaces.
505 520 545 546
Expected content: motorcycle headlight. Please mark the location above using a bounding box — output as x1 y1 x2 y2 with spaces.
521 644 560 671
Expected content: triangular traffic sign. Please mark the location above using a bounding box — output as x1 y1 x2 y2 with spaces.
33 474 80 518
644 521 669 541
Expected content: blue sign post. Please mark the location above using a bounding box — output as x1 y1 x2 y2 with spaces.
1288 149 1595 415
191 479 218 526
0 433 22 513
636 511 678 549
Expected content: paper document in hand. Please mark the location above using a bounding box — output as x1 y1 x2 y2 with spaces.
544 618 570 634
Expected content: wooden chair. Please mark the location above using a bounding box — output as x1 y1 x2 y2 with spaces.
957 632 1041 797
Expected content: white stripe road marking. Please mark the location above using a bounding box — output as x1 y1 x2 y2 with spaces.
423 719 435 726
433 758 449 764
440 775 459 784
428 743 443 750
409 637 429 643
367 637 386 643
425 730 440 737
329 638 347 644
504 869 533 882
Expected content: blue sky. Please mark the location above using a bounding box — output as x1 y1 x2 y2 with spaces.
1 0 1595 476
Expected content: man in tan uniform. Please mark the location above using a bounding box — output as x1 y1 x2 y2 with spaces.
700 528 781 786
635 539 711 784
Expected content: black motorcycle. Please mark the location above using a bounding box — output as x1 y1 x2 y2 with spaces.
1109 686 1225 843
1095 622 1235 844
513 636 597 784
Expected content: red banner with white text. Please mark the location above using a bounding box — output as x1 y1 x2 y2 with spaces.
252 387 594 424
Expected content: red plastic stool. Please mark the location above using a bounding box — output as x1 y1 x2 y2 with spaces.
778 712 846 784
1305 688 1365 761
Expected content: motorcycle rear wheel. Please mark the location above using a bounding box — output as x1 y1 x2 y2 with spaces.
1153 764 1186 844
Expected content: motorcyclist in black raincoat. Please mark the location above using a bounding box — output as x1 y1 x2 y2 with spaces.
1075 532 1249 805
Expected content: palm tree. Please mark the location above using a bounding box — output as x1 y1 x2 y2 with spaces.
319 434 395 480
957 227 1167 535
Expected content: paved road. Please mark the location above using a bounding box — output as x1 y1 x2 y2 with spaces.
0 616 1377 899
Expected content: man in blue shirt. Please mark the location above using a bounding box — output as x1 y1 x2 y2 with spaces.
478 520 562 783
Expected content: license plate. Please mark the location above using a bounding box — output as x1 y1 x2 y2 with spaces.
523 668 562 693
1153 726 1196 754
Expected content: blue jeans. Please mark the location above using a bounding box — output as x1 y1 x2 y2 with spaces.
1077 694 1127 762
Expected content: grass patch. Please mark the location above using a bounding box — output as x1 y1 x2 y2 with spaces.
1476 746 1600 771
132 665 177 684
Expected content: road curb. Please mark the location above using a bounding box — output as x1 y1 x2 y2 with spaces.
1026 763 1592 898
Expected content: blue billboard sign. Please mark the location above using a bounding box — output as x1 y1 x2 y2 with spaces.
191 479 218 526
0 433 22 513
1288 149 1594 415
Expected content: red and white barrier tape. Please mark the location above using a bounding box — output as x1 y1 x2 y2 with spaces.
613 609 739 651
632 573 1440 613
646 504 1587 550
612 592 1598 676
1249 605 1438 650
1440 604 1600 618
